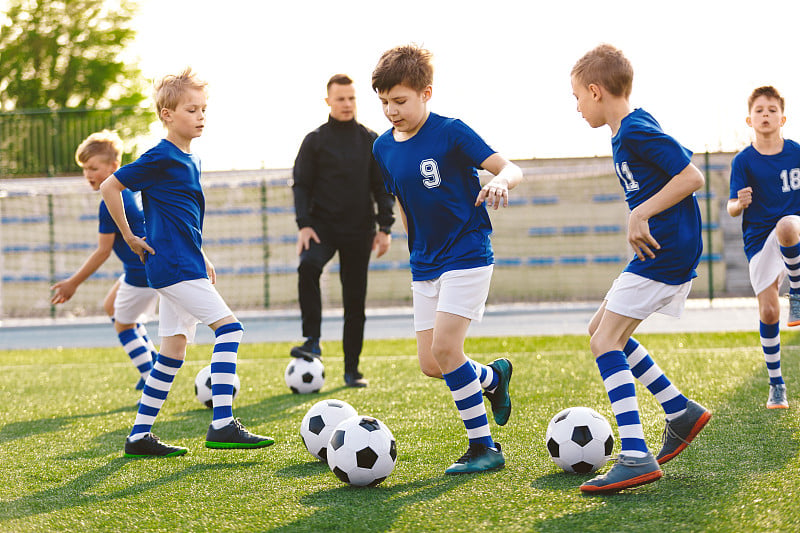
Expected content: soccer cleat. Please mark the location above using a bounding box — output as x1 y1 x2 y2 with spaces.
484 358 513 426
124 433 188 458
290 338 321 361
580 452 662 493
205 418 275 449
788 294 800 327
344 372 368 388
655 400 712 465
444 442 505 475
767 383 789 409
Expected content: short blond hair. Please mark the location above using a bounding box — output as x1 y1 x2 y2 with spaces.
571 44 633 98
75 130 122 166
154 67 207 123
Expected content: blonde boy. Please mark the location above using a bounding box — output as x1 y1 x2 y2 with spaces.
371 44 522 474
52 131 159 391
100 68 273 457
571 44 711 493
728 86 800 409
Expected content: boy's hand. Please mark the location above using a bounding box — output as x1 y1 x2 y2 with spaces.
50 279 77 304
125 235 154 264
736 187 753 210
628 209 660 261
476 177 510 209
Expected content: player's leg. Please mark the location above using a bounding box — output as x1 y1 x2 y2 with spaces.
581 306 661 493
112 279 155 391
750 234 790 408
776 215 800 326
292 232 336 359
338 231 373 387
160 279 273 449
624 337 689 420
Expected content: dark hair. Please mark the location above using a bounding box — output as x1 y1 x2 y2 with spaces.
327 74 353 92
372 44 433 93
748 86 784 112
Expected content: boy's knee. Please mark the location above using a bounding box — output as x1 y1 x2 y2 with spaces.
776 216 800 245
419 360 442 378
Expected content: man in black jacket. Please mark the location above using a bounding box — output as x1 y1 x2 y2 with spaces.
290 74 395 388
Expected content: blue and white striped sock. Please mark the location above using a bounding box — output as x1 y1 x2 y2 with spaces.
760 321 784 385
210 322 244 430
624 337 688 421
780 243 800 295
443 361 494 449
136 323 159 363
596 350 648 458
469 359 499 393
129 354 183 440
118 327 153 382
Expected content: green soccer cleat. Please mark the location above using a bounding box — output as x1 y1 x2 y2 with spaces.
205 418 275 449
124 433 188 458
484 358 513 426
656 400 711 465
444 443 505 475
767 384 789 409
580 452 662 493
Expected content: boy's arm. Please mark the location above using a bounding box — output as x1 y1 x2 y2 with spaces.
397 200 408 235
628 162 705 261
50 232 115 304
727 187 752 217
99 175 154 262
201 248 216 284
475 154 523 209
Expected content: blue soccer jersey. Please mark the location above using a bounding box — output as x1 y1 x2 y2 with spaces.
729 139 800 261
373 113 496 281
612 108 702 284
113 139 207 289
98 189 149 287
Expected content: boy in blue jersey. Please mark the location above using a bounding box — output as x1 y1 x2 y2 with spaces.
100 68 274 457
728 86 800 409
371 44 523 474
51 131 158 392
571 44 711 493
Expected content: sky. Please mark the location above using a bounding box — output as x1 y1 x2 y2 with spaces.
124 0 800 171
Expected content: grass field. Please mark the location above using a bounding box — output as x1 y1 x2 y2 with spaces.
2 331 800 532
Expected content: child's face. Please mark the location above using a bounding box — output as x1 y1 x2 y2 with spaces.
377 83 431 136
326 83 357 122
162 87 207 141
81 155 119 191
747 95 785 135
571 76 604 129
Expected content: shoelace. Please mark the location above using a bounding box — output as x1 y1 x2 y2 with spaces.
661 420 690 447
455 445 486 463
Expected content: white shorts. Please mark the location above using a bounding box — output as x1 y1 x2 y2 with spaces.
113 275 159 324
156 278 233 342
749 228 786 295
604 272 692 320
411 265 493 331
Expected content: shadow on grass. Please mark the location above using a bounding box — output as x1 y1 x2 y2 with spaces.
267 474 472 533
0 458 259 521
0 404 137 445
529 364 800 532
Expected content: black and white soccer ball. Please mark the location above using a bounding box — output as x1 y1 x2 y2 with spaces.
284 357 325 394
300 399 358 463
194 364 240 409
545 406 614 474
327 415 397 487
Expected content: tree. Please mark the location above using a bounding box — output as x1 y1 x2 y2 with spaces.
0 0 151 176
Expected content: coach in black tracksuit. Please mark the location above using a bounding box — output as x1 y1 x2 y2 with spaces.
290 74 395 388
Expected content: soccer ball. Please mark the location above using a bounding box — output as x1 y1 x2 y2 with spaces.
545 406 614 474
284 357 325 394
327 415 397 487
194 364 240 409
300 399 359 463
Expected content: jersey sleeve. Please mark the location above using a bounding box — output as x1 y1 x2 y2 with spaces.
372 135 396 197
114 150 161 192
729 152 748 200
627 126 692 179
97 201 117 234
450 119 496 169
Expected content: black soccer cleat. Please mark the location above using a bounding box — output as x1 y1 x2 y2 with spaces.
124 433 188 458
205 418 275 449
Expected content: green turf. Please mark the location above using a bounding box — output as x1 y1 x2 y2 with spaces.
2 331 800 532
